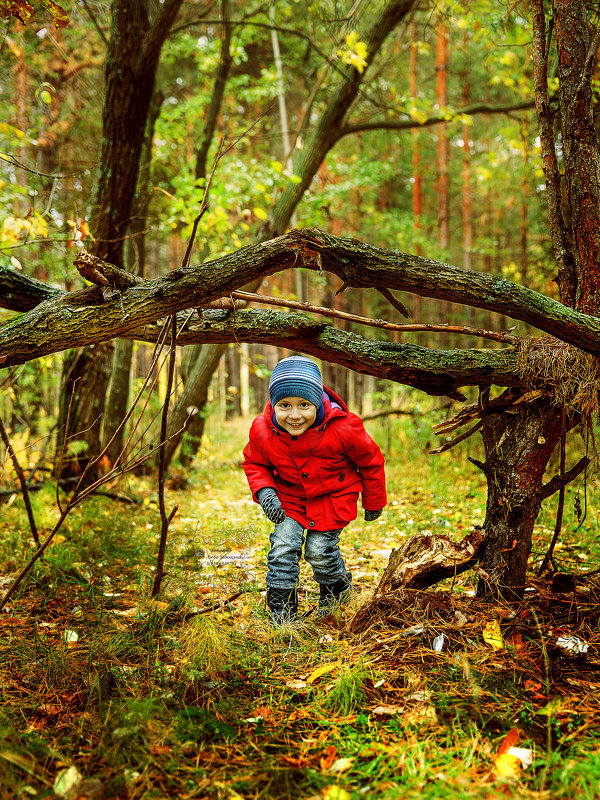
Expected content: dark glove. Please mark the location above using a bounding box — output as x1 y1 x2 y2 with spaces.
364 509 383 522
257 487 286 524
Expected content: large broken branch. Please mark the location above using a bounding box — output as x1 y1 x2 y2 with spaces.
2 228 600 370
294 230 600 353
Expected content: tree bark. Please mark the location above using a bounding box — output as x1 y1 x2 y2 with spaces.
531 0 576 306
552 0 600 313
131 308 523 397
470 0 600 600
0 269 61 311
53 341 114 480
169 0 234 464
163 343 223 466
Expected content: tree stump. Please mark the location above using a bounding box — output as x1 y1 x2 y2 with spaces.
373 527 486 595
349 528 486 633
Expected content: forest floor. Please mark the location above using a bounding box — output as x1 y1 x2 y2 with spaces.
1 413 600 799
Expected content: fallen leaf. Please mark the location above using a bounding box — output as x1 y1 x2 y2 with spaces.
507 746 533 769
494 751 522 780
322 785 351 800
497 726 520 755
524 679 542 693
282 755 312 768
403 703 437 725
253 705 273 719
54 766 82 797
150 744 172 756
286 679 308 691
320 744 337 770
328 757 354 774
371 704 403 717
483 620 504 650
406 690 430 702
307 661 339 685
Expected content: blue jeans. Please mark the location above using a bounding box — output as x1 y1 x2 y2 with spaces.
266 516 348 588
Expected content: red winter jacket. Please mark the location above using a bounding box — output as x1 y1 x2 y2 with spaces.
242 387 387 531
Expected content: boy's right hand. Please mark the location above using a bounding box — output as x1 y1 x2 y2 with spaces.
257 487 286 524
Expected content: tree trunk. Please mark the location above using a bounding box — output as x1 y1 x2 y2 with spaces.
53 342 114 482
410 21 425 344
164 343 223 466
436 17 450 347
476 396 563 599
471 1 600 598
53 0 183 480
103 338 134 466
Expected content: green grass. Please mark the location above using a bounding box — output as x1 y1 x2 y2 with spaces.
1 409 600 798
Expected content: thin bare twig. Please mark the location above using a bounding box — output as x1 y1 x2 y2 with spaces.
227 290 518 344
0 320 178 611
152 316 179 598
538 405 566 575
428 420 483 454
0 415 39 546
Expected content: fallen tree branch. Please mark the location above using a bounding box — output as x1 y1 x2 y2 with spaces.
132 308 525 399
377 287 410 318
539 455 590 500
2 228 600 370
362 405 449 421
74 248 144 289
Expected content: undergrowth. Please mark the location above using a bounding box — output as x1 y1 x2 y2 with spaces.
0 410 599 798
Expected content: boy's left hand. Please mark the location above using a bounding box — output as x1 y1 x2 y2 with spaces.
364 509 383 522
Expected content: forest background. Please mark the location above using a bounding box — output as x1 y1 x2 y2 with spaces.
1 0 600 798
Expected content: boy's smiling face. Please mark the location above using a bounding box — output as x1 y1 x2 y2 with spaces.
273 396 317 435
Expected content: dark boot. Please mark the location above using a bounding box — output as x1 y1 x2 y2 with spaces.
317 573 352 616
267 586 298 626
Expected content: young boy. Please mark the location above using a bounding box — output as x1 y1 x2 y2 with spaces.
242 355 386 624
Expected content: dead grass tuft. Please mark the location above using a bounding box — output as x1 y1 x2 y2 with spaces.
516 336 600 420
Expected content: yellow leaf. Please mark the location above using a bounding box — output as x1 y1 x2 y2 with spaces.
323 787 351 800
252 207 268 221
0 123 24 139
494 752 521 779
307 660 340 685
483 619 504 650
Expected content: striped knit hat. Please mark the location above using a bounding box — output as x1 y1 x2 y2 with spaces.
268 356 323 409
